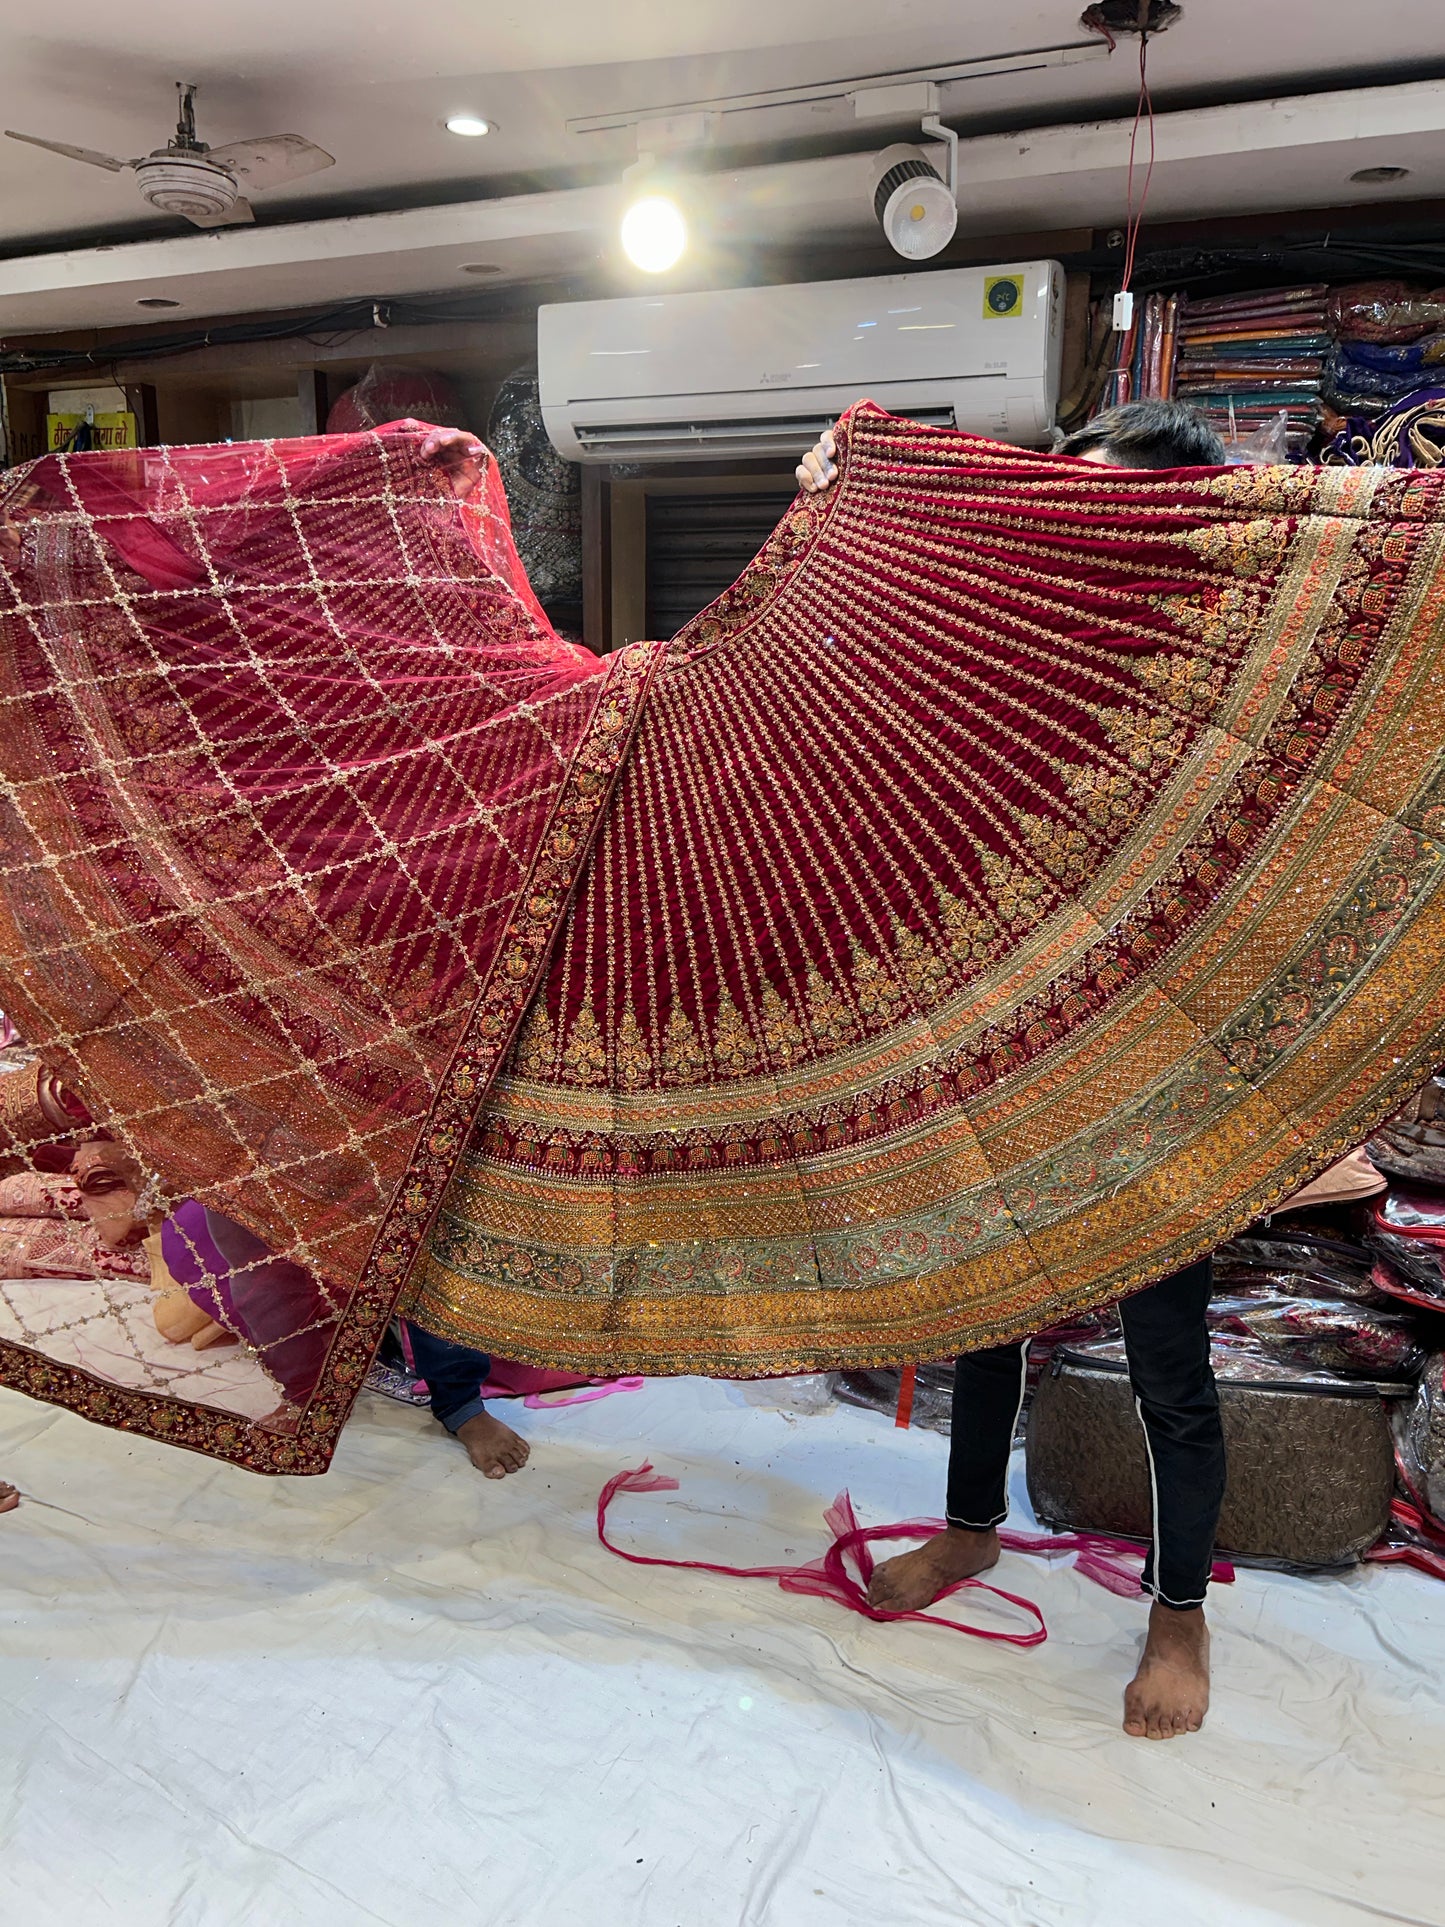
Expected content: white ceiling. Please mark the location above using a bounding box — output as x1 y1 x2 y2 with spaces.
7 77 1445 336
3 0 1445 254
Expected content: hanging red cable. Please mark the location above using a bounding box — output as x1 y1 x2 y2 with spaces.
1119 23 1158 297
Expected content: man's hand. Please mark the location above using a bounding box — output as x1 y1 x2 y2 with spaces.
795 429 838 495
417 426 486 501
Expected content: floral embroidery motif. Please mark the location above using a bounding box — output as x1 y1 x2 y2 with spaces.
614 1008 653 1089
1177 516 1289 579
561 1005 608 1085
711 991 760 1077
660 1006 707 1084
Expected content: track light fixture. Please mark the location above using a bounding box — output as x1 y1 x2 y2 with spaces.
617 114 715 274
855 84 959 263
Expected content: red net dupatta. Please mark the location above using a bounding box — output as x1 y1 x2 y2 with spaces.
0 426 653 1469
408 402 1445 1377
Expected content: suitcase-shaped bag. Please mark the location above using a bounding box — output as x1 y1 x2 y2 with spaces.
1026 1348 1397 1568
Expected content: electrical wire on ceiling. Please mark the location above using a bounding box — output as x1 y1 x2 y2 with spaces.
1117 19 1158 301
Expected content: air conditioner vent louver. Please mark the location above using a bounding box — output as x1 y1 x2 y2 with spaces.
574 406 958 459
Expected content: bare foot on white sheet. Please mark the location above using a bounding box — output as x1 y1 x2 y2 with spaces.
1123 1602 1210 1740
0 1481 19 1514
455 1410 530 1479
866 1525 1000 1611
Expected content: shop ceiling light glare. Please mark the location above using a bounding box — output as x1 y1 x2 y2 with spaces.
446 115 492 138
621 193 687 273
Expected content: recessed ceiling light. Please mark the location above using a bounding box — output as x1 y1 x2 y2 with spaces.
136 296 181 308
1350 164 1410 183
446 115 492 138
459 262 501 275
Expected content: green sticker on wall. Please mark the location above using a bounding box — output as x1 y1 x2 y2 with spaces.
983 276 1023 318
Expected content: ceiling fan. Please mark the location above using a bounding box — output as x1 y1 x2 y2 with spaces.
4 81 334 228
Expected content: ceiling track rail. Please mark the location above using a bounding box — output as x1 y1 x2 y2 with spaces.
566 41 1111 136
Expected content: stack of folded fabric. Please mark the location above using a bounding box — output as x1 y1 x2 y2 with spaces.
1322 283 1445 467
1360 1082 1445 1531
1170 284 1329 453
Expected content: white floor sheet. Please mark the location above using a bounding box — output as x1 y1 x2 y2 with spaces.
0 1373 1441 1926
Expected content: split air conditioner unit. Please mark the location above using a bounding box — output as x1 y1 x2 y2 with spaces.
537 261 1064 464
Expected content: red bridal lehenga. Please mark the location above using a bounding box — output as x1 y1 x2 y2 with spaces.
2 401 1445 1472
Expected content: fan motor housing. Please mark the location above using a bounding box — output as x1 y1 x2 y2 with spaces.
135 153 238 220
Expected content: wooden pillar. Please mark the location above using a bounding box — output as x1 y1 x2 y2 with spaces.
1 381 45 466
124 383 161 446
608 480 647 650
297 368 330 436
581 465 612 654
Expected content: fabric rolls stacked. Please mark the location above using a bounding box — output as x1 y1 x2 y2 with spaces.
1169 284 1329 453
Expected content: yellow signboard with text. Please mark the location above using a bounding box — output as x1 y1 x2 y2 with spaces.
46 411 138 453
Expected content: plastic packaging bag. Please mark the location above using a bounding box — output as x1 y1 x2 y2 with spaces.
1222 410 1293 465
1366 1076 1445 1185
1328 281 1445 344
1395 1354 1445 1519
1214 1231 1381 1302
1206 1290 1425 1380
737 1372 838 1415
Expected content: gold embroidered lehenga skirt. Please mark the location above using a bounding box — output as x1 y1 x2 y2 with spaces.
3 402 1445 1470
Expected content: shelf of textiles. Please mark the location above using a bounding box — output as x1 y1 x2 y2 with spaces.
1080 279 1445 470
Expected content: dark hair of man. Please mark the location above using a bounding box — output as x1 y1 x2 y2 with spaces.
1057 400 1228 470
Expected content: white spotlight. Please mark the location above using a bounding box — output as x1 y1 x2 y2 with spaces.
621 194 687 273
446 115 491 138
872 143 958 261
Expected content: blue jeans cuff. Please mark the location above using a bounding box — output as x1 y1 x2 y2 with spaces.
438 1395 488 1434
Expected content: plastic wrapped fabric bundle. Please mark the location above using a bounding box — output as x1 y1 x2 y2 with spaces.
1365 1190 1445 1307
1214 1227 1381 1302
1324 348 1445 408
1366 1076 1445 1185
834 1362 956 1433
1337 336 1445 374
1328 282 1445 344
1071 1326 1414 1395
1395 1354 1445 1519
1205 1289 1425 1381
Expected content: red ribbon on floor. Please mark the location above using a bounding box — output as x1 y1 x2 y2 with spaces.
597 1465 1047 1644
597 1467 1234 1644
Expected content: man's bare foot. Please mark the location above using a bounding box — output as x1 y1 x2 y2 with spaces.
455 1409 530 1480
0 1482 18 1515
1123 1602 1210 1740
867 1525 1000 1612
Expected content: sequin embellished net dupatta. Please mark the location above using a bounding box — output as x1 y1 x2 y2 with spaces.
0 426 650 1469
408 402 1445 1377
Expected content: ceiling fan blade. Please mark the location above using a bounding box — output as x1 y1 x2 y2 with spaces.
204 135 334 192
4 130 136 173
186 196 256 230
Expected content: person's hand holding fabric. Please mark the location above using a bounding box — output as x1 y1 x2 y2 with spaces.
417 426 487 500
